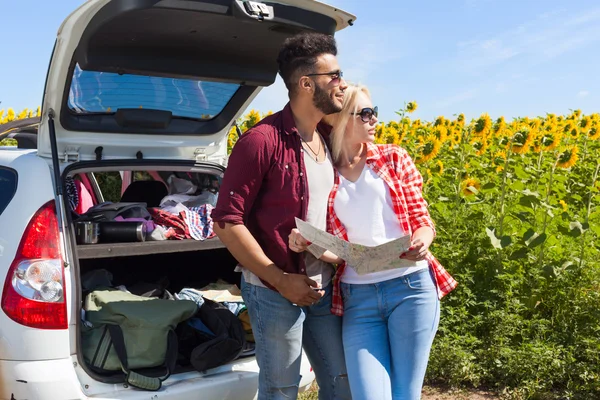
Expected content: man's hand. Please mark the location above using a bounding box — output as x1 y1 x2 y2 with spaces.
274 273 324 306
288 228 310 253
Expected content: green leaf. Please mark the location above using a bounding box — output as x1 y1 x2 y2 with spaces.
510 181 526 191
509 247 529 260
519 195 541 209
542 265 556 279
514 166 529 180
486 228 502 249
523 228 536 242
512 212 531 223
568 221 585 237
521 189 540 197
528 233 547 248
471 211 485 220
481 182 496 190
500 236 512 248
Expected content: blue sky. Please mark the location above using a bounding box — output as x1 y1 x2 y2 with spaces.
1 0 599 123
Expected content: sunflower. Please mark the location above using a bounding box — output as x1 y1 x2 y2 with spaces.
562 121 579 139
496 165 504 173
511 127 534 154
580 116 592 133
531 131 543 153
529 118 542 132
457 113 466 127
493 116 506 136
556 145 579 169
434 116 445 127
589 125 600 141
461 178 481 197
406 101 418 113
572 109 582 119
385 125 401 144
474 113 492 136
433 160 444 175
415 136 442 164
472 138 488 156
434 126 448 143
559 199 568 212
375 123 386 141
493 150 507 165
540 130 561 151
450 130 462 146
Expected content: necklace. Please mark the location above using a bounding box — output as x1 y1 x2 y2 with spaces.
346 144 364 166
300 132 322 161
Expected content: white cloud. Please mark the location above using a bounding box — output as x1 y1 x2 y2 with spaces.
455 7 600 71
578 90 590 98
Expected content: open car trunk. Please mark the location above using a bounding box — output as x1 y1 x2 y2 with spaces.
78 247 242 379
64 162 271 392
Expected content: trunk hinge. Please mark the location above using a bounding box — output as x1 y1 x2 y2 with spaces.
194 148 208 162
62 147 80 163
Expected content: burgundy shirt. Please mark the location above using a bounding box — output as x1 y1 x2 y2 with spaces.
212 103 331 288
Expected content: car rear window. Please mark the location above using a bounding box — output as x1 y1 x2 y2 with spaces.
67 64 240 120
0 168 18 216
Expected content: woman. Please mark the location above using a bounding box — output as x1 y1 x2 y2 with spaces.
289 84 457 400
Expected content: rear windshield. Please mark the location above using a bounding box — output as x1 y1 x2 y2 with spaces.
0 168 18 216
67 65 240 120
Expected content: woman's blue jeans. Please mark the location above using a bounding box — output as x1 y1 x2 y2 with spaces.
341 268 440 400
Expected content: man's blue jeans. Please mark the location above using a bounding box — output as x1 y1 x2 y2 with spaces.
341 268 440 400
241 276 351 400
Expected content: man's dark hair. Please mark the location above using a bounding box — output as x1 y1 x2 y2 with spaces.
277 32 337 95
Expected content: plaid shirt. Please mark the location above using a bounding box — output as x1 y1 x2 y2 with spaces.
327 143 458 316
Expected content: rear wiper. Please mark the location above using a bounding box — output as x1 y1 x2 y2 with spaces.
115 108 172 129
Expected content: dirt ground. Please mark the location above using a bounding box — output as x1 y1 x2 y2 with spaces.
299 384 500 399
422 385 499 399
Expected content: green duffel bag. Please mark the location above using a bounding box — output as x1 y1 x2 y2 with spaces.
82 289 198 391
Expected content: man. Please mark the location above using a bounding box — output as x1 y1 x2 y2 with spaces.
212 32 350 399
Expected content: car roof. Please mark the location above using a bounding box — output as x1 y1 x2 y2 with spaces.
0 117 40 149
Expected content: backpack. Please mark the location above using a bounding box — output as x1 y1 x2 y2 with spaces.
177 298 246 372
77 202 151 222
82 289 197 391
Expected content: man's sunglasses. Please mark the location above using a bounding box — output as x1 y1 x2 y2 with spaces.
305 70 343 81
351 106 378 123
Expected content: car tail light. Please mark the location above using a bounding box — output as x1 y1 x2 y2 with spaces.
1 200 67 329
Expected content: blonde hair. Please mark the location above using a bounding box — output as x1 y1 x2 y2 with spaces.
324 84 371 165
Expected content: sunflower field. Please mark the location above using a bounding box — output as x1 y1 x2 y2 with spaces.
3 104 599 398
231 105 600 399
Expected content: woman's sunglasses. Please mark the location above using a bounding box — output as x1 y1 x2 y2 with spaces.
350 106 378 123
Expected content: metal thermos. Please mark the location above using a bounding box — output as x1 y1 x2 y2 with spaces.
98 221 146 243
75 221 100 244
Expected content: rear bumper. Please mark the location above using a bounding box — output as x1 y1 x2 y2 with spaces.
0 358 85 400
0 355 315 400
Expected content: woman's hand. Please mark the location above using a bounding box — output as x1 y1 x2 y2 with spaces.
289 228 310 253
400 227 434 261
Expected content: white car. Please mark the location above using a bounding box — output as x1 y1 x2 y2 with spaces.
0 1 355 399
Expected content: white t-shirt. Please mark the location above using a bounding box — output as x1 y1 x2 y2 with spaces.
241 135 335 288
334 166 428 284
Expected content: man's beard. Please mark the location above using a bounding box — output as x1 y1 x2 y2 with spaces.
313 83 342 115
